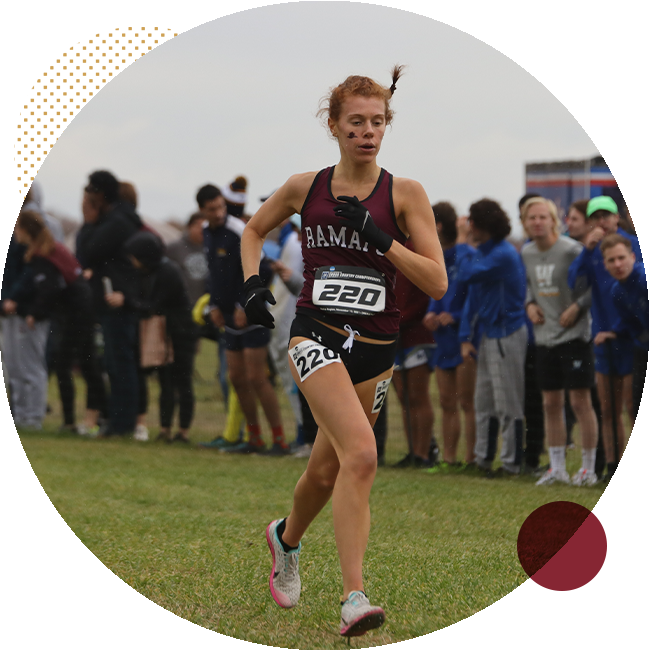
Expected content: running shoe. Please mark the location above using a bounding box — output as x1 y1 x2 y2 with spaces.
225 441 266 454
571 468 599 487
292 443 313 459
340 590 385 637
262 443 291 456
535 468 571 486
425 460 464 474
266 519 301 608
198 436 240 450
392 453 414 468
133 424 149 442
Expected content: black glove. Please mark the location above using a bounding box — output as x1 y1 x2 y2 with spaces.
334 195 393 254
243 275 276 329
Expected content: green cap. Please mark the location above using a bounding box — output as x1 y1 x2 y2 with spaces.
586 195 618 218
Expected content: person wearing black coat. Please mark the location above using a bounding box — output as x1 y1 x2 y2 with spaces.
108 231 197 442
75 170 142 436
4 211 106 431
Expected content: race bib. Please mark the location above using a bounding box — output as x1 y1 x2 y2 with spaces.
312 266 386 316
372 378 392 413
290 339 341 382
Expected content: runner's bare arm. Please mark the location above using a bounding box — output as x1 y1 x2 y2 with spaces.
385 178 447 300
241 172 317 281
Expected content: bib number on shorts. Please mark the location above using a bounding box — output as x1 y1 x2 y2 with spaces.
290 339 341 382
313 266 386 316
372 378 391 413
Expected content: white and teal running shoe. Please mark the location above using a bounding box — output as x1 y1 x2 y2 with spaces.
340 590 385 637
266 519 301 608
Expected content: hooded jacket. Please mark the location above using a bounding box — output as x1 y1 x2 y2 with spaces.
123 232 195 343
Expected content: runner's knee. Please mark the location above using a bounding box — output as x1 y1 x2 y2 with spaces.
341 448 377 482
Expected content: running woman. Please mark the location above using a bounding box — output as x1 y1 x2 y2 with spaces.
240 66 447 637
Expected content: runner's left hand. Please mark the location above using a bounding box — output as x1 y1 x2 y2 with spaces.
334 195 393 254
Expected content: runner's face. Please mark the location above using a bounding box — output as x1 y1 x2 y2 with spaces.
566 207 590 240
330 95 387 162
201 196 227 228
627 199 648 235
603 243 635 281
525 203 555 241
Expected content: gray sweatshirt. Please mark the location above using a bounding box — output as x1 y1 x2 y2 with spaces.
166 233 209 306
521 236 591 347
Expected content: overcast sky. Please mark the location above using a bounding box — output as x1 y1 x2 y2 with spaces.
35 2 597 233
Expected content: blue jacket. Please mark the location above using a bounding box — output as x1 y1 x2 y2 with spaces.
428 243 480 349
458 238 526 341
611 263 648 350
567 228 642 335
204 216 273 316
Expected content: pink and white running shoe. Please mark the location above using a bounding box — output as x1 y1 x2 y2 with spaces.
340 590 386 637
266 519 301 608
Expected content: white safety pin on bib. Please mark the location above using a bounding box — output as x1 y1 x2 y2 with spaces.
342 324 360 352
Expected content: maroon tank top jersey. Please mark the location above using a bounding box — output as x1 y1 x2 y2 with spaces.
296 166 408 338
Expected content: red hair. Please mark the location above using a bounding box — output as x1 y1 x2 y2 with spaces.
318 64 405 128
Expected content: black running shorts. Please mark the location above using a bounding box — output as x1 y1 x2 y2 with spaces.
289 313 397 385
535 339 595 391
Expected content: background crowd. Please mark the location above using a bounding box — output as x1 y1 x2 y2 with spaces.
2 170 645 486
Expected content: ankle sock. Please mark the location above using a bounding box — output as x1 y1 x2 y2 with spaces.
276 518 299 553
247 423 263 447
549 446 566 473
272 425 286 447
582 447 597 474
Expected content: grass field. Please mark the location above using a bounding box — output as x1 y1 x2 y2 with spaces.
17 339 605 649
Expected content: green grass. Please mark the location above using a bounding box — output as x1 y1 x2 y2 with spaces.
17 340 606 649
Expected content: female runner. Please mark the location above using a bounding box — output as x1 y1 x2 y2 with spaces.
240 66 447 637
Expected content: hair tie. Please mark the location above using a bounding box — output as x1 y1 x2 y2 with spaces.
389 83 397 96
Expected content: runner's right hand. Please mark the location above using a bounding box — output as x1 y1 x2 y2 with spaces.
243 275 276 329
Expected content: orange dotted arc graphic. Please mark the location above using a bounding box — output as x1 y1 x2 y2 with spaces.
15 27 178 194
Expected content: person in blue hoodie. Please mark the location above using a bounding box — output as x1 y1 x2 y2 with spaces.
423 201 477 469
458 199 527 476
594 234 647 459
568 195 642 479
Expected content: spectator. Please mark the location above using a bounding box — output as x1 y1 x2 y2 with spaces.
0 172 49 428
392 238 436 469
568 195 642 480
565 199 592 244
459 199 527 476
1 217 50 430
108 231 198 442
166 213 210 307
596 234 647 428
424 201 477 471
516 193 546 475
625 189 648 264
117 180 154 442
22 180 65 243
520 197 598 486
222 176 248 219
16 211 107 435
76 170 142 437
200 183 287 454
